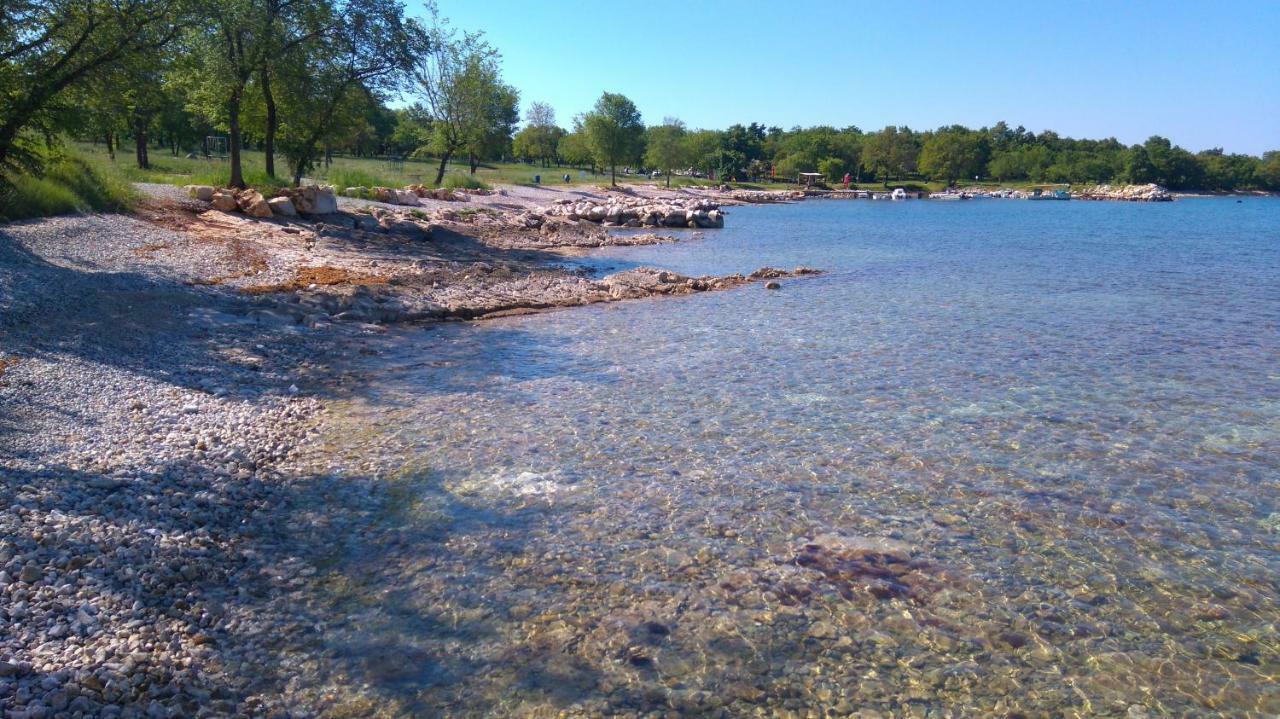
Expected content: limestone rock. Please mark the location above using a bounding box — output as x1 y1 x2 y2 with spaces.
185 185 215 201
210 190 238 212
1074 183 1173 202
236 189 272 218
267 196 297 216
295 185 338 214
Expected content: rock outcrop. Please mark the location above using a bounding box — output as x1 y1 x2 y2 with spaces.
1073 183 1173 202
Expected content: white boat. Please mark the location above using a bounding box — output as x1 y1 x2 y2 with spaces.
891 188 907 200
929 192 964 201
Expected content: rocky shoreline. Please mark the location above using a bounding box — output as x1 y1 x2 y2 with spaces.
0 182 821 718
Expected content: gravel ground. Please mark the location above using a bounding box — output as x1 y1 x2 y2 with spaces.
0 190 814 717
0 213 356 718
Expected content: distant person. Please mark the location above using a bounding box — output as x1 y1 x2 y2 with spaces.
843 173 851 189
564 173 570 183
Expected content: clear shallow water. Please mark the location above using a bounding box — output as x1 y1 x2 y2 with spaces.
300 198 1279 717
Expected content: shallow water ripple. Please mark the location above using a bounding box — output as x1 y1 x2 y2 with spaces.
293 198 1277 717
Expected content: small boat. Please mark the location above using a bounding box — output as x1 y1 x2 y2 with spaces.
1028 189 1071 201
891 188 907 200
929 192 967 201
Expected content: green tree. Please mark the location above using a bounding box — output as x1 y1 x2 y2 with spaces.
276 0 425 185
256 0 334 178
681 129 721 177
412 18 502 185
862 126 918 185
583 92 644 186
557 122 594 171
388 104 432 155
817 157 845 183
0 0 185 174
1257 151 1280 191
512 101 564 167
461 77 518 174
1125 145 1156 184
919 128 984 185
182 0 277 188
644 118 686 187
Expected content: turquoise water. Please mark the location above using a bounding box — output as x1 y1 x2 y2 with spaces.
306 198 1279 717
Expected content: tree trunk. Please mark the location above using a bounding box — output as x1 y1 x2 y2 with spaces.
228 88 245 188
434 151 452 186
610 163 616 186
134 117 149 169
261 63 277 177
469 153 478 174
105 131 115 160
666 169 670 188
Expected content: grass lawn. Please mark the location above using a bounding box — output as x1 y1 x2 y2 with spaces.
1 147 135 222
72 142 697 192
72 142 1073 196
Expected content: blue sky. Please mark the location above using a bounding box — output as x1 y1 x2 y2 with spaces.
420 0 1279 155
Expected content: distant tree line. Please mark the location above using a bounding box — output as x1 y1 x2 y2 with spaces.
3 2 1277 192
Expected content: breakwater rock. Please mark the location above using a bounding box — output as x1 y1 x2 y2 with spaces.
1073 183 1173 202
536 197 726 228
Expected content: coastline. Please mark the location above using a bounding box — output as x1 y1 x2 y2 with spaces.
3 187 1277 715
0 182 822 715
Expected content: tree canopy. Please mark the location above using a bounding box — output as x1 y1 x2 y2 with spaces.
583 92 643 186
644 118 686 187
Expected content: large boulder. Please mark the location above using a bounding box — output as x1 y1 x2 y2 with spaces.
237 189 272 218
663 209 687 227
185 185 215 201
298 185 339 214
211 190 238 212
267 196 297 216
393 189 419 206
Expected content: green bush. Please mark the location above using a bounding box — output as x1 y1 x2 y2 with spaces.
442 173 489 191
1 151 135 222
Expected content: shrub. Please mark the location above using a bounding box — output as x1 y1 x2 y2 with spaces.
0 150 135 222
